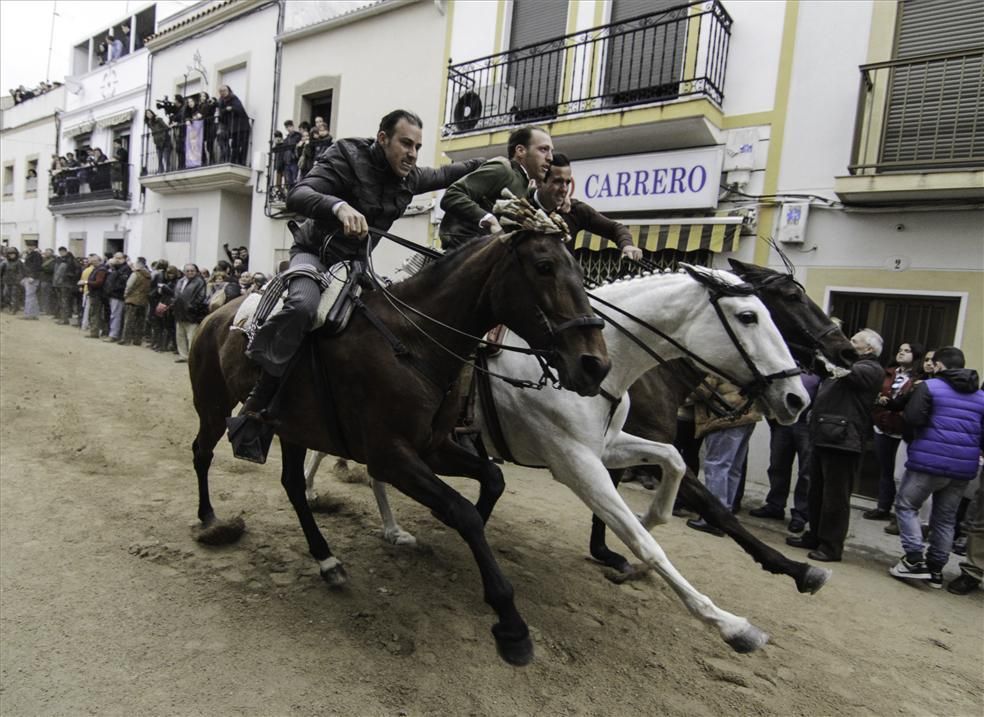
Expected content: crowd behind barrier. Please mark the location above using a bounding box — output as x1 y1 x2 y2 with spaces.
141 85 252 176
266 116 333 201
1 244 265 363
1 242 981 596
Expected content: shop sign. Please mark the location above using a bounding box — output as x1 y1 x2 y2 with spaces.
572 147 724 212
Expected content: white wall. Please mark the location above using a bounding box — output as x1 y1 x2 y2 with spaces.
0 89 64 250
720 0 785 117
777 1 873 196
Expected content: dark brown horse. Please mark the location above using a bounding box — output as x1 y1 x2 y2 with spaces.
188 231 610 666
590 259 857 592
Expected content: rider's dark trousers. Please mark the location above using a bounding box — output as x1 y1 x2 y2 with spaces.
245 250 326 377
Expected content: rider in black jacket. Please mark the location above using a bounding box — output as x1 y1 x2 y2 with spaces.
229 109 482 462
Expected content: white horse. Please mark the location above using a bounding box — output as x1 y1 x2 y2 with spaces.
307 266 809 653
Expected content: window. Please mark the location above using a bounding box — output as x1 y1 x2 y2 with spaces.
69 232 86 257
605 0 687 107
3 163 14 197
25 159 38 194
506 0 569 122
166 217 193 242
21 234 39 248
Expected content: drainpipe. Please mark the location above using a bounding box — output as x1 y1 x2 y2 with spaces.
263 0 286 220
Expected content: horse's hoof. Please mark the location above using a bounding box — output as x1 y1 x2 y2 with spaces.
797 565 832 595
193 516 246 545
604 563 648 584
307 494 343 513
724 623 770 654
383 528 417 547
491 623 534 667
320 558 348 589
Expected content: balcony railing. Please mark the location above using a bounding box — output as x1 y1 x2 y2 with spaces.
48 162 130 205
848 48 984 174
265 135 333 215
140 115 253 177
443 0 732 136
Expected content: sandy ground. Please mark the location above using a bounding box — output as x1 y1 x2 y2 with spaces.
1 314 982 717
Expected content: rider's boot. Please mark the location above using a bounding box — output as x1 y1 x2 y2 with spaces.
226 370 281 464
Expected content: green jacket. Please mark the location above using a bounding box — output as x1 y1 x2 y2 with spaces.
439 157 532 247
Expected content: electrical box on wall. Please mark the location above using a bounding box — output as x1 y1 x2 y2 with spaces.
776 202 810 244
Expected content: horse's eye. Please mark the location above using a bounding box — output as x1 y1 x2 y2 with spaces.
737 311 758 325
535 261 553 276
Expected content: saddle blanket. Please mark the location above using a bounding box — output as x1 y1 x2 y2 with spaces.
232 263 353 338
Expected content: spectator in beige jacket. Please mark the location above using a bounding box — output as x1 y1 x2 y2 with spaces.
120 257 151 346
687 375 763 536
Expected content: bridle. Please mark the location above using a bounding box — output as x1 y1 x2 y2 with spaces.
358 227 603 391
586 275 802 418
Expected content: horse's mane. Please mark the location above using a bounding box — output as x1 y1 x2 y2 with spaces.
593 264 753 298
386 236 496 299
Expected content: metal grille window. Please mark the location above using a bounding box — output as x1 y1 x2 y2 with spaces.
605 0 688 107
166 217 193 243
880 0 984 168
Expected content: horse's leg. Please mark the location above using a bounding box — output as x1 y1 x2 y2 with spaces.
552 450 768 653
303 450 328 504
370 478 417 546
589 469 634 574
424 438 505 523
371 447 532 666
281 440 347 587
676 472 831 595
601 432 686 528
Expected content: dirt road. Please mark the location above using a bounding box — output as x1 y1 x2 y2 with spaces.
1 315 981 716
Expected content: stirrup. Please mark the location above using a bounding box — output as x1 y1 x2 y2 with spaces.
226 414 275 464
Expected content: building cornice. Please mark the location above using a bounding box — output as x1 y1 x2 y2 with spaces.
277 0 419 44
145 0 270 51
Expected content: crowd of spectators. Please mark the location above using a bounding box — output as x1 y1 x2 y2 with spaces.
268 115 333 201
4 245 981 594
143 85 251 175
1 243 266 365
8 81 62 105
658 329 983 595
49 141 129 199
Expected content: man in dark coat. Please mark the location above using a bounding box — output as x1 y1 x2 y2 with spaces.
52 247 81 324
439 125 552 247
85 257 111 338
787 329 885 562
230 109 483 462
218 85 250 164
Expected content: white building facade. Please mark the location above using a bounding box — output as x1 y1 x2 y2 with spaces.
0 88 64 251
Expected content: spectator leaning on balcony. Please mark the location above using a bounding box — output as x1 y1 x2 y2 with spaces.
107 34 124 62
145 110 173 173
439 125 553 248
218 85 249 165
111 139 128 197
283 120 301 187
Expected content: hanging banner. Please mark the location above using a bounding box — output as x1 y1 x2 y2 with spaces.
185 119 204 169
572 147 724 212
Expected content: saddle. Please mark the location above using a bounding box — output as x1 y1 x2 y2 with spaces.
232 261 364 342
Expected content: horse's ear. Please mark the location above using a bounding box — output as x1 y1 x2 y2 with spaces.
728 258 750 274
679 262 705 283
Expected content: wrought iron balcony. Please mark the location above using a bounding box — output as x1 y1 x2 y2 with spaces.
48 162 131 215
443 0 732 136
139 114 254 194
848 48 984 174
264 134 333 217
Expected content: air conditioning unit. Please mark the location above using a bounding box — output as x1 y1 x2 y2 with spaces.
451 82 516 131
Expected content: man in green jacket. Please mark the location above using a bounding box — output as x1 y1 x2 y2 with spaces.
439 126 554 247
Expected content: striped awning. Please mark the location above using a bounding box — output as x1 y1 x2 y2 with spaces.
574 217 742 254
63 120 96 138
96 108 134 128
